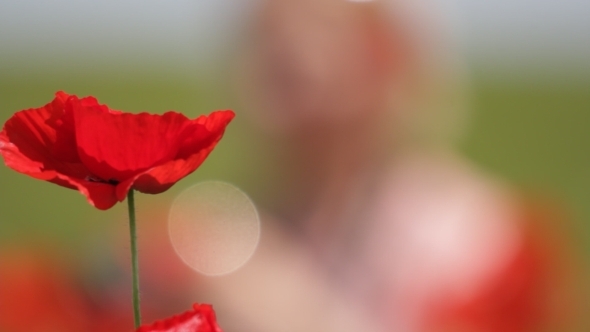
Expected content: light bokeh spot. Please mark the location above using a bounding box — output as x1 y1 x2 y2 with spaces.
168 181 260 276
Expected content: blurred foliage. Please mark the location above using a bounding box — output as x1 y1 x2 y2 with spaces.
460 70 590 256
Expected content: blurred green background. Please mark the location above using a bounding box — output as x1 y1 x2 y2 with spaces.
1 64 589 259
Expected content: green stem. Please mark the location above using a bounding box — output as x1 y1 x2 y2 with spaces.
127 189 141 328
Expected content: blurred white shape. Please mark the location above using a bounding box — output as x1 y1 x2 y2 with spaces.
362 153 522 329
168 181 260 276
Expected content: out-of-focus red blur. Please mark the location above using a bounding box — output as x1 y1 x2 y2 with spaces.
0 205 198 332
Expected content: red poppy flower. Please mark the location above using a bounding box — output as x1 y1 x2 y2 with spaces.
0 91 234 210
137 304 222 332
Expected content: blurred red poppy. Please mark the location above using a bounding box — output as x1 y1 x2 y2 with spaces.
0 248 93 332
0 91 234 210
137 304 222 332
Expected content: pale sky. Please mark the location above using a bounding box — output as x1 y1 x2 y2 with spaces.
0 0 588 68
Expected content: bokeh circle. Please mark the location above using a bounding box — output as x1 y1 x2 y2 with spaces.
168 181 260 276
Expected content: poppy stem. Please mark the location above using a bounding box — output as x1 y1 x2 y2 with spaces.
127 189 142 328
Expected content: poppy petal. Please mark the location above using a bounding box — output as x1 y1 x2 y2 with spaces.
46 91 80 163
0 93 118 209
0 93 89 182
130 149 214 196
53 174 119 210
176 110 235 159
1 92 82 170
119 110 234 198
0 131 117 210
136 303 222 332
73 99 192 182
113 144 218 201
